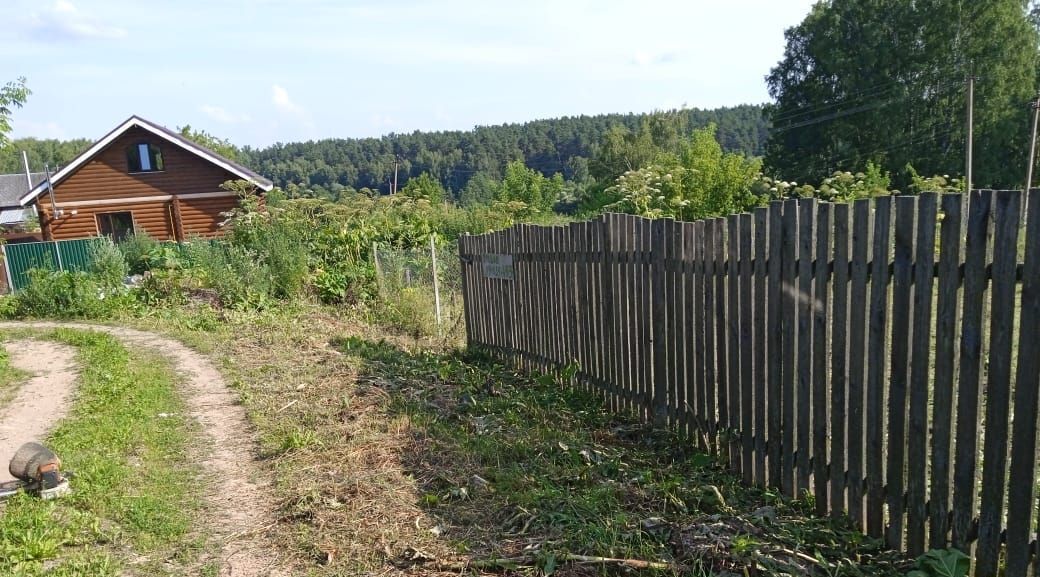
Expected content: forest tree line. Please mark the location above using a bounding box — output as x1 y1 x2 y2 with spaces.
0 105 768 204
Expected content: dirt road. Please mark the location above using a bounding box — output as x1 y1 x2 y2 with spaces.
0 322 285 577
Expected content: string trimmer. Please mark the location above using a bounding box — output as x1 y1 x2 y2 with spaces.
0 442 71 501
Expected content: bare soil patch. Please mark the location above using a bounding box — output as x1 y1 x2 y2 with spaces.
0 322 285 577
0 339 78 483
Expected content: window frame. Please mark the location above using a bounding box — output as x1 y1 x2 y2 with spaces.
95 210 136 242
126 142 165 174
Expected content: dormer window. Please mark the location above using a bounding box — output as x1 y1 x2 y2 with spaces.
127 142 164 173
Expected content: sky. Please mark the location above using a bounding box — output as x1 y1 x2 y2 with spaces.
3 0 818 148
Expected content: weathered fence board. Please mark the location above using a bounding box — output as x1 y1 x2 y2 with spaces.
848 198 871 529
738 213 754 484
1006 190 1040 576
866 195 892 539
458 189 1040 573
812 201 830 517
930 193 961 549
830 202 849 516
694 219 708 447
797 199 815 495
727 214 742 474
886 195 914 550
781 200 798 497
907 193 937 556
975 191 1020 577
752 207 768 487
767 202 783 489
952 190 990 553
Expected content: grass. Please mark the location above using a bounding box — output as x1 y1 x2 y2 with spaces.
0 329 205 576
126 303 911 576
0 344 28 410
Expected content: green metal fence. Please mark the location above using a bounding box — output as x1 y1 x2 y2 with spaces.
2 238 104 292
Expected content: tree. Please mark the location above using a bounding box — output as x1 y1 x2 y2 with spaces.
0 137 90 173
496 160 564 216
765 0 1039 188
178 125 241 161
459 172 499 206
400 171 446 204
0 77 30 148
607 124 762 220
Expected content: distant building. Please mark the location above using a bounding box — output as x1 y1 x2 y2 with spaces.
0 172 44 227
17 115 272 242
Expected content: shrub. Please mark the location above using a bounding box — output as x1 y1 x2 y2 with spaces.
135 269 190 307
11 269 134 319
118 233 161 275
183 241 273 309
88 237 128 290
312 262 376 304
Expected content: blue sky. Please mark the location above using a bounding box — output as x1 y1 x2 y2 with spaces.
4 0 818 147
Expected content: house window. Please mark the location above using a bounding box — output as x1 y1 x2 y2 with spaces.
127 142 164 173
97 211 135 242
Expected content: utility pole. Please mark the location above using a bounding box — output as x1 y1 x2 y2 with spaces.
392 155 400 194
965 71 974 194
1023 93 1040 227
1025 93 1040 194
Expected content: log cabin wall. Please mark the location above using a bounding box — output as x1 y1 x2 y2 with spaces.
35 126 252 241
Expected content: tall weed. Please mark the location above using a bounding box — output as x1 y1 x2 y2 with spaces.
88 237 128 290
117 233 161 275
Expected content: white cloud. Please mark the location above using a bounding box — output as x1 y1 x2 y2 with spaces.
270 84 315 138
24 0 127 41
200 105 250 124
272 85 303 114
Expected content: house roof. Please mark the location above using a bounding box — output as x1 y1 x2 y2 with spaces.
18 115 273 206
0 172 46 210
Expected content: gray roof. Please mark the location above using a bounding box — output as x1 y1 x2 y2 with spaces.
0 172 45 209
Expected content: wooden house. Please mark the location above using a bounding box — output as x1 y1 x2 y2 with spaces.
17 115 273 242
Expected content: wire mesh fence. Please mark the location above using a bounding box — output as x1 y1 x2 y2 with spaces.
372 237 463 338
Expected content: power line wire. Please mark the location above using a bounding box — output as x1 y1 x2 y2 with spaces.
771 80 963 135
768 73 972 126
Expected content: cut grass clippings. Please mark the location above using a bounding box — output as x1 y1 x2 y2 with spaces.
140 304 911 576
0 329 203 576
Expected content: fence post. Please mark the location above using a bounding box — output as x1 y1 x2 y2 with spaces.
0 244 11 294
372 241 383 296
458 234 473 348
45 240 64 272
430 234 442 331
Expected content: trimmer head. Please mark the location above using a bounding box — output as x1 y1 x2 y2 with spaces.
3 442 70 500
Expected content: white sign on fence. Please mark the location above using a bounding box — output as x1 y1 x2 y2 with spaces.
482 254 514 280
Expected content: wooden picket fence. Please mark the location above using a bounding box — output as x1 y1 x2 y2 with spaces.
458 190 1040 575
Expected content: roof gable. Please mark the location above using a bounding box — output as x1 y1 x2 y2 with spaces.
19 115 273 206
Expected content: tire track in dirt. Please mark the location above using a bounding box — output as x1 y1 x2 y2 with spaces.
0 322 285 577
0 339 79 484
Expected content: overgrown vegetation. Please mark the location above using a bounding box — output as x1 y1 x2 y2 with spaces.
0 329 203 576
